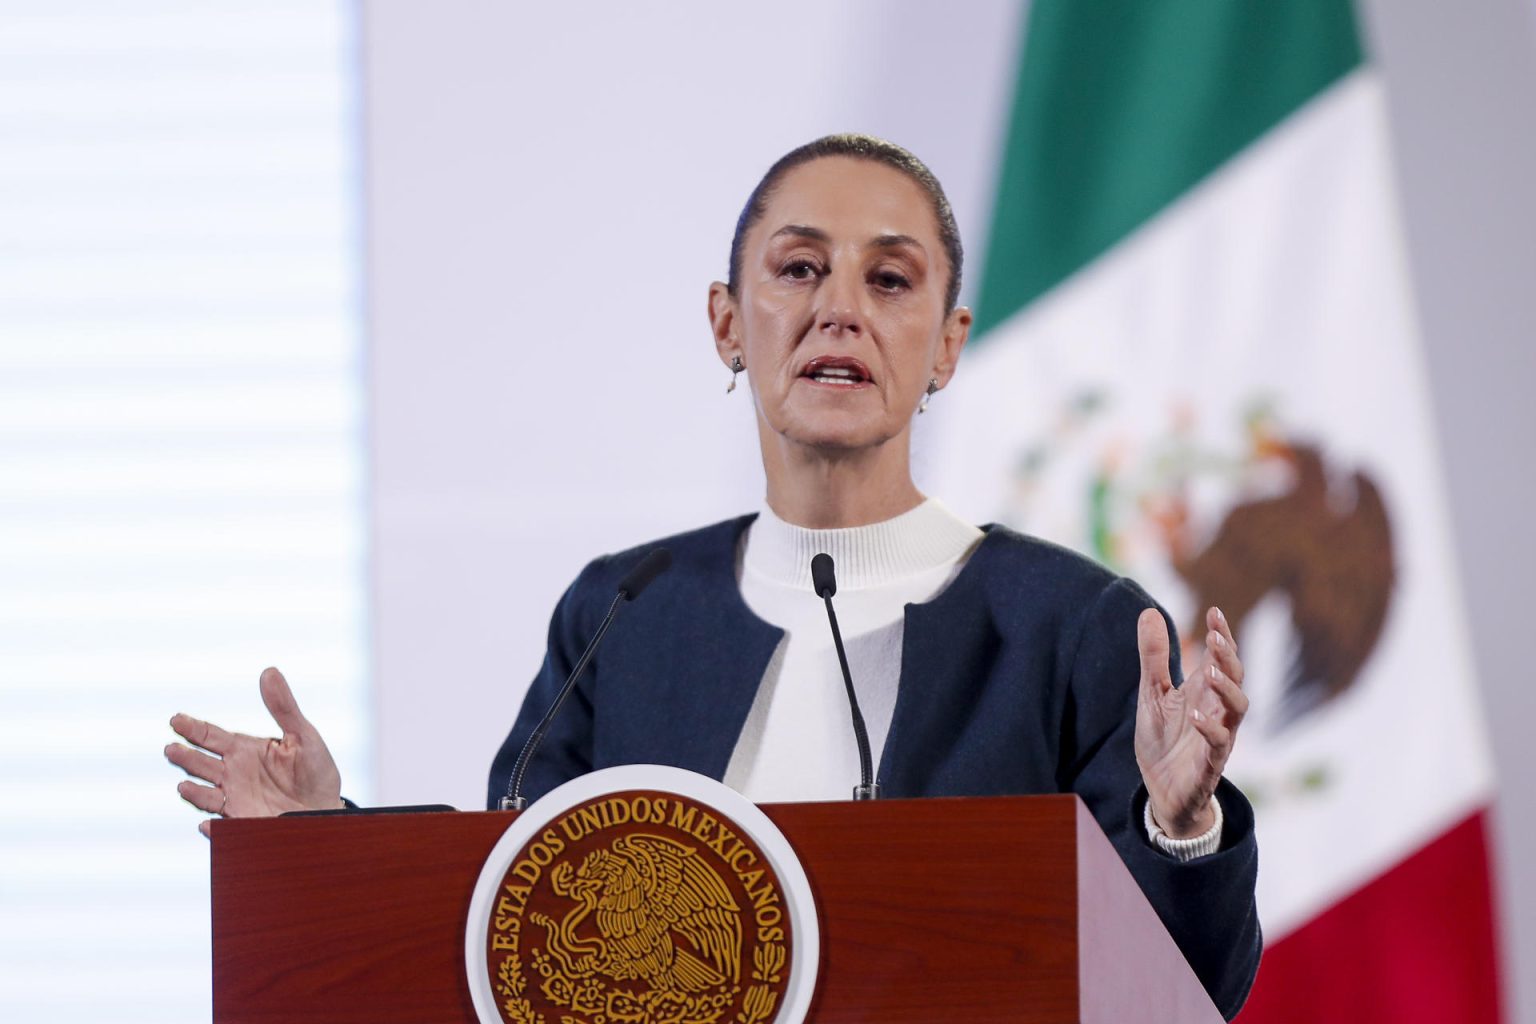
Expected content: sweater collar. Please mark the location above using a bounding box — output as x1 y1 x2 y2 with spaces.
742 497 983 592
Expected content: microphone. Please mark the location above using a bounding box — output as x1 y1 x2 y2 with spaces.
810 553 880 800
498 547 673 811
617 547 672 600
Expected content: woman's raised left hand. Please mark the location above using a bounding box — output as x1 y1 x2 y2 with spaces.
1133 606 1248 839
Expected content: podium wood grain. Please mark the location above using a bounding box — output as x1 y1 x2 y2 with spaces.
210 795 1220 1023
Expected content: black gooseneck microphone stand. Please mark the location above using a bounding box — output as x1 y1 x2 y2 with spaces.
497 547 672 811
811 552 881 800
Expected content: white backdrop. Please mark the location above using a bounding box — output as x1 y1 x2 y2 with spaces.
362 2 1536 1020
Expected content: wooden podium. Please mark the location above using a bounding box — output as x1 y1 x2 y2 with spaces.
210 795 1222 1023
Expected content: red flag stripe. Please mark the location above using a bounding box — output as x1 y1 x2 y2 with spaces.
1237 809 1503 1023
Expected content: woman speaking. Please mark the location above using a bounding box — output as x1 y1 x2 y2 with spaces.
167 134 1260 1018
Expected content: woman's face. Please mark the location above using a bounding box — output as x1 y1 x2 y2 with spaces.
711 157 970 455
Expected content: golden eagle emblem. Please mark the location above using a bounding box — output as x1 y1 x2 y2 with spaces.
540 834 743 993
485 791 793 1024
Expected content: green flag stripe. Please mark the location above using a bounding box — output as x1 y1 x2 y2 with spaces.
973 0 1363 337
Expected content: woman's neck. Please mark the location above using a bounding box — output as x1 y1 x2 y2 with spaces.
757 421 924 529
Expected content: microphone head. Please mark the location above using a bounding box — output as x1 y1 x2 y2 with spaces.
617 547 672 601
811 552 837 598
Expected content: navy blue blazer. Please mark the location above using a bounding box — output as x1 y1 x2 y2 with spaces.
489 515 1261 1018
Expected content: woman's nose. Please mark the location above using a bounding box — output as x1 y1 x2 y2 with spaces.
818 266 865 336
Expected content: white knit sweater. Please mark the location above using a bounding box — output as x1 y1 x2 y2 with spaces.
722 498 982 803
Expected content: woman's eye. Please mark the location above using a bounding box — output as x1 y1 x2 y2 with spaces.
873 270 911 291
782 260 820 280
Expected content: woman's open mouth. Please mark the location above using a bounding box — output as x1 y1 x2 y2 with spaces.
800 356 873 389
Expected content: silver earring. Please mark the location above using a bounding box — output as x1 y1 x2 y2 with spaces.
726 356 744 394
919 378 938 414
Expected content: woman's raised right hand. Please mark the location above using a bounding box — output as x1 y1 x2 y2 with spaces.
165 666 344 837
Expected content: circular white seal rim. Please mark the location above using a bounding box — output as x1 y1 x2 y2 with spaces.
466 765 820 1024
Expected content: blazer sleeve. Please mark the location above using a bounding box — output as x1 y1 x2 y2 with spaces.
485 564 603 810
1061 576 1262 1021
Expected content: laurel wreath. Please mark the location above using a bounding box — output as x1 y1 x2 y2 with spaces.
495 943 798 1024
735 941 786 1024
495 955 542 1024
493 939 788 1024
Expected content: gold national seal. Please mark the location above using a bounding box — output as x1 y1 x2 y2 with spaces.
484 789 793 1024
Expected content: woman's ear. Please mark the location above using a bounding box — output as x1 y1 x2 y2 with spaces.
932 305 973 388
708 281 741 369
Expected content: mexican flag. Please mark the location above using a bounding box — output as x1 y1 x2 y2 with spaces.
927 2 1504 1020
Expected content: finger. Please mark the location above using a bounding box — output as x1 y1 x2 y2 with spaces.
1205 663 1251 721
1208 606 1237 656
259 666 310 738
198 820 212 840
164 742 224 785
1137 608 1175 701
1207 628 1245 688
177 779 224 815
169 712 234 757
1188 707 1233 751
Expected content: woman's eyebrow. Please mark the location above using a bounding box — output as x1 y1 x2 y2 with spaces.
770 224 829 243
870 233 924 253
768 225 925 253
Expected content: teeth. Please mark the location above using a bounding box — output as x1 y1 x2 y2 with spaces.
809 366 863 384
